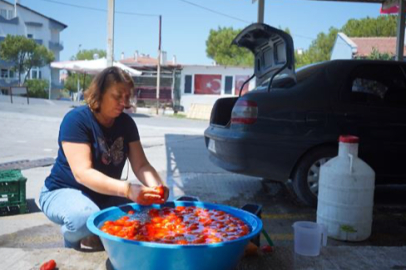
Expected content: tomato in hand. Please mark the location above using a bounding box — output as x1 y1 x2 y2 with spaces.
155 185 165 199
40 259 56 270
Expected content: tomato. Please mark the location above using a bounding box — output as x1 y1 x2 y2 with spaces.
155 185 165 198
101 206 250 245
40 259 56 270
260 245 274 253
127 210 135 215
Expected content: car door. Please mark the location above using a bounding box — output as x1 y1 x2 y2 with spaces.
333 62 406 181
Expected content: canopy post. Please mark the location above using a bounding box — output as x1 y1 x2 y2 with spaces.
395 0 405 60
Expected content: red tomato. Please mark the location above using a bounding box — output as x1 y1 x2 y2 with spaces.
101 206 250 245
127 210 135 215
156 185 165 198
40 259 56 270
260 245 274 253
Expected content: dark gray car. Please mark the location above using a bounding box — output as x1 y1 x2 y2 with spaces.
204 23 406 206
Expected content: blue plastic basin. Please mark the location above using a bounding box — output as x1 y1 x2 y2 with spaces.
87 201 262 270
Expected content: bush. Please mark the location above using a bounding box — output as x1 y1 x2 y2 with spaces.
25 79 49 98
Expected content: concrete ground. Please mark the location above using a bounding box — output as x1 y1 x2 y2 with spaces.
0 96 405 270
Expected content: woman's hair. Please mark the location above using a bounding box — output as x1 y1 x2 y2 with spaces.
85 66 135 112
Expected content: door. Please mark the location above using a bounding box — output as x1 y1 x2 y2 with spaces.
334 63 406 181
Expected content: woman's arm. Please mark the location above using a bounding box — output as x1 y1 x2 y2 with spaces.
128 141 169 200
62 141 162 204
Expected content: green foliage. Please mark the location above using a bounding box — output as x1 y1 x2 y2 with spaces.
295 15 397 68
341 15 397 37
0 35 54 85
360 47 394 60
206 27 253 66
64 49 106 92
25 79 49 98
64 72 93 93
72 49 106 61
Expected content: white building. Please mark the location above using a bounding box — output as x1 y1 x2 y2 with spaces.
0 0 67 98
331 32 406 60
179 65 254 113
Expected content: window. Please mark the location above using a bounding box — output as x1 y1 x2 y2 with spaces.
7 9 13 19
39 70 42 79
224 76 233 94
1 69 8 78
9 70 14 78
27 34 34 39
184 75 192 94
346 64 406 107
0 9 13 19
0 9 7 19
32 70 38 79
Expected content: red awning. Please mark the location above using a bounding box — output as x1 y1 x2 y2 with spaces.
380 5 399 14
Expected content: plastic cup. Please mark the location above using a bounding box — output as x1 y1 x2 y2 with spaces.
293 221 327 256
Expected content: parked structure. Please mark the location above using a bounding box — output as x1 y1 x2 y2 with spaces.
121 52 254 116
0 0 67 98
331 32 406 60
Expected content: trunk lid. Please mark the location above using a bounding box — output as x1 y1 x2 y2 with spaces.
232 23 296 88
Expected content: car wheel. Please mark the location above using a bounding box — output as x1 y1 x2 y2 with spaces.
292 146 337 207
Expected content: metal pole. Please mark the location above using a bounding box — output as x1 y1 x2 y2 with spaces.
156 15 162 115
48 70 51 100
257 0 264 23
396 0 406 61
107 0 115 67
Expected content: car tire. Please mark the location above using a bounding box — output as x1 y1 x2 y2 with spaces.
292 145 337 207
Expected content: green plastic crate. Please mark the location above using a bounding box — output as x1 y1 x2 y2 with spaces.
0 170 27 216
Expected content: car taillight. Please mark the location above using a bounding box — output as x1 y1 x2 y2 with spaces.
231 100 258 124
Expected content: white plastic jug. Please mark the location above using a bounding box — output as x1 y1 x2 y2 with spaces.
317 135 375 241
293 221 327 256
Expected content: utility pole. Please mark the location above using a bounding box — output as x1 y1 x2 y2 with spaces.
156 15 162 115
257 0 264 23
252 0 264 23
107 0 115 67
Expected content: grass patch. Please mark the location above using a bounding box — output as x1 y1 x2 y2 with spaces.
167 113 187 119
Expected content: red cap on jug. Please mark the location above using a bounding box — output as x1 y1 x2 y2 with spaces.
339 135 359 143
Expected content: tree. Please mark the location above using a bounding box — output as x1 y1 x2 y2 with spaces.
206 27 253 66
0 35 54 85
64 49 106 92
361 47 394 60
295 27 339 68
341 15 397 37
25 79 49 98
295 15 397 68
72 49 106 61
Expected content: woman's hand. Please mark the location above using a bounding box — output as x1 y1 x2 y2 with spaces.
127 183 164 205
153 184 170 203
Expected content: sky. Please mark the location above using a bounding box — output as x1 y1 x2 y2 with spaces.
18 0 383 65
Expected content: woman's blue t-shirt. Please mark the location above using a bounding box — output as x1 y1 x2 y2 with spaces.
45 105 140 203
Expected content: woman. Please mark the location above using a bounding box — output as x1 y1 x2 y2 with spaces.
39 66 169 250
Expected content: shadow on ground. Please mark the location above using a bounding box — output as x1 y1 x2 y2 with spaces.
0 223 63 248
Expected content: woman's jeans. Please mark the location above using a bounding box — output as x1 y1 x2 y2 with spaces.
39 185 130 249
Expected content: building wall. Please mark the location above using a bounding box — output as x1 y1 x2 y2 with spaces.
180 65 254 112
331 33 355 60
0 1 65 98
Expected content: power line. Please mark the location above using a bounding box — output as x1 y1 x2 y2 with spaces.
34 0 159 17
32 0 317 41
177 0 316 41
178 0 251 24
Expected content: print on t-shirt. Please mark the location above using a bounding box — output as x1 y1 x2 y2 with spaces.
98 136 124 166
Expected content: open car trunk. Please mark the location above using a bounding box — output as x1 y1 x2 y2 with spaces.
210 97 239 127
209 23 296 128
